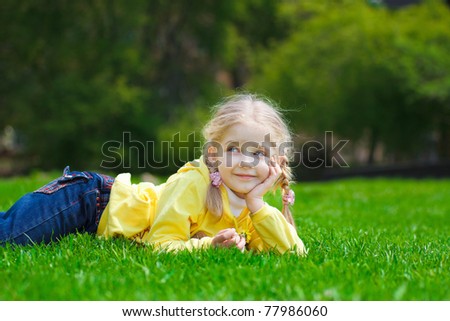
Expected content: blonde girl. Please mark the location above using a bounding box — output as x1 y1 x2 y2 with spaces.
1 94 306 255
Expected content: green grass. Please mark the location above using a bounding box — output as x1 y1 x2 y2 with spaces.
0 173 449 301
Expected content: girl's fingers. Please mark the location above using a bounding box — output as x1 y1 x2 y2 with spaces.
212 228 237 246
236 235 246 251
213 231 247 251
218 228 235 238
222 239 236 248
267 157 281 183
224 234 245 250
278 155 288 166
269 156 277 167
216 233 234 244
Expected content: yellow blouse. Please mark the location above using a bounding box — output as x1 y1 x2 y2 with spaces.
97 158 306 254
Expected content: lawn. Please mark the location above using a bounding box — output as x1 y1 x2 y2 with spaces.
0 172 448 301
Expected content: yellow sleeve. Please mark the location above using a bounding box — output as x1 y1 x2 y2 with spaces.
147 169 211 251
246 223 264 252
249 204 307 255
96 173 158 238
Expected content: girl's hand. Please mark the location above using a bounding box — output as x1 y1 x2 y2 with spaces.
245 156 284 213
212 228 246 252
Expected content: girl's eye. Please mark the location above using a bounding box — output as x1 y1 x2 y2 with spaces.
253 150 267 157
227 146 240 153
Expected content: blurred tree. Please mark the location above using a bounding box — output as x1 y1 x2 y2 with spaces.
0 0 270 173
0 0 156 170
250 0 450 164
387 1 450 160
4 0 445 175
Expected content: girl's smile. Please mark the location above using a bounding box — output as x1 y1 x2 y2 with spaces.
234 173 256 180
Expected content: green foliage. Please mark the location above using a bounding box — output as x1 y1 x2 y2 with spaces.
251 0 450 162
0 0 255 173
1 1 159 170
1 175 449 300
1 0 449 173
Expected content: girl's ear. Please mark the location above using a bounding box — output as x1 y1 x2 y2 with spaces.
206 145 220 168
207 145 218 156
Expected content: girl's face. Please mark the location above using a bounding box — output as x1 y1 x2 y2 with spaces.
215 122 276 198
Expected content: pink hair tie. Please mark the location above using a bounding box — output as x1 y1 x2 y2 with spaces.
283 190 295 206
209 171 222 187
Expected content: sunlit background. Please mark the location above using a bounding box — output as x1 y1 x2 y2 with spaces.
1 0 449 181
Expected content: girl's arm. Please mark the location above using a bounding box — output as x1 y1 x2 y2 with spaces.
147 169 209 251
245 156 306 255
249 204 306 255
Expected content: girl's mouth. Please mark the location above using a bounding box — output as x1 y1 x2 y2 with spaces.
235 174 255 180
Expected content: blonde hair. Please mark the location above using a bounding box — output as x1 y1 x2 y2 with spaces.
202 94 296 229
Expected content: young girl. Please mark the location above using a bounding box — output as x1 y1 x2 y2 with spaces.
0 94 306 255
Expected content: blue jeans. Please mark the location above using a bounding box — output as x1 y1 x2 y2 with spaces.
0 166 114 245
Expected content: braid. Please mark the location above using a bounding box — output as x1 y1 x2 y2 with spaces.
205 159 223 218
280 163 296 230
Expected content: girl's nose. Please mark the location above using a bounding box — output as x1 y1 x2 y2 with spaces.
239 153 257 168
